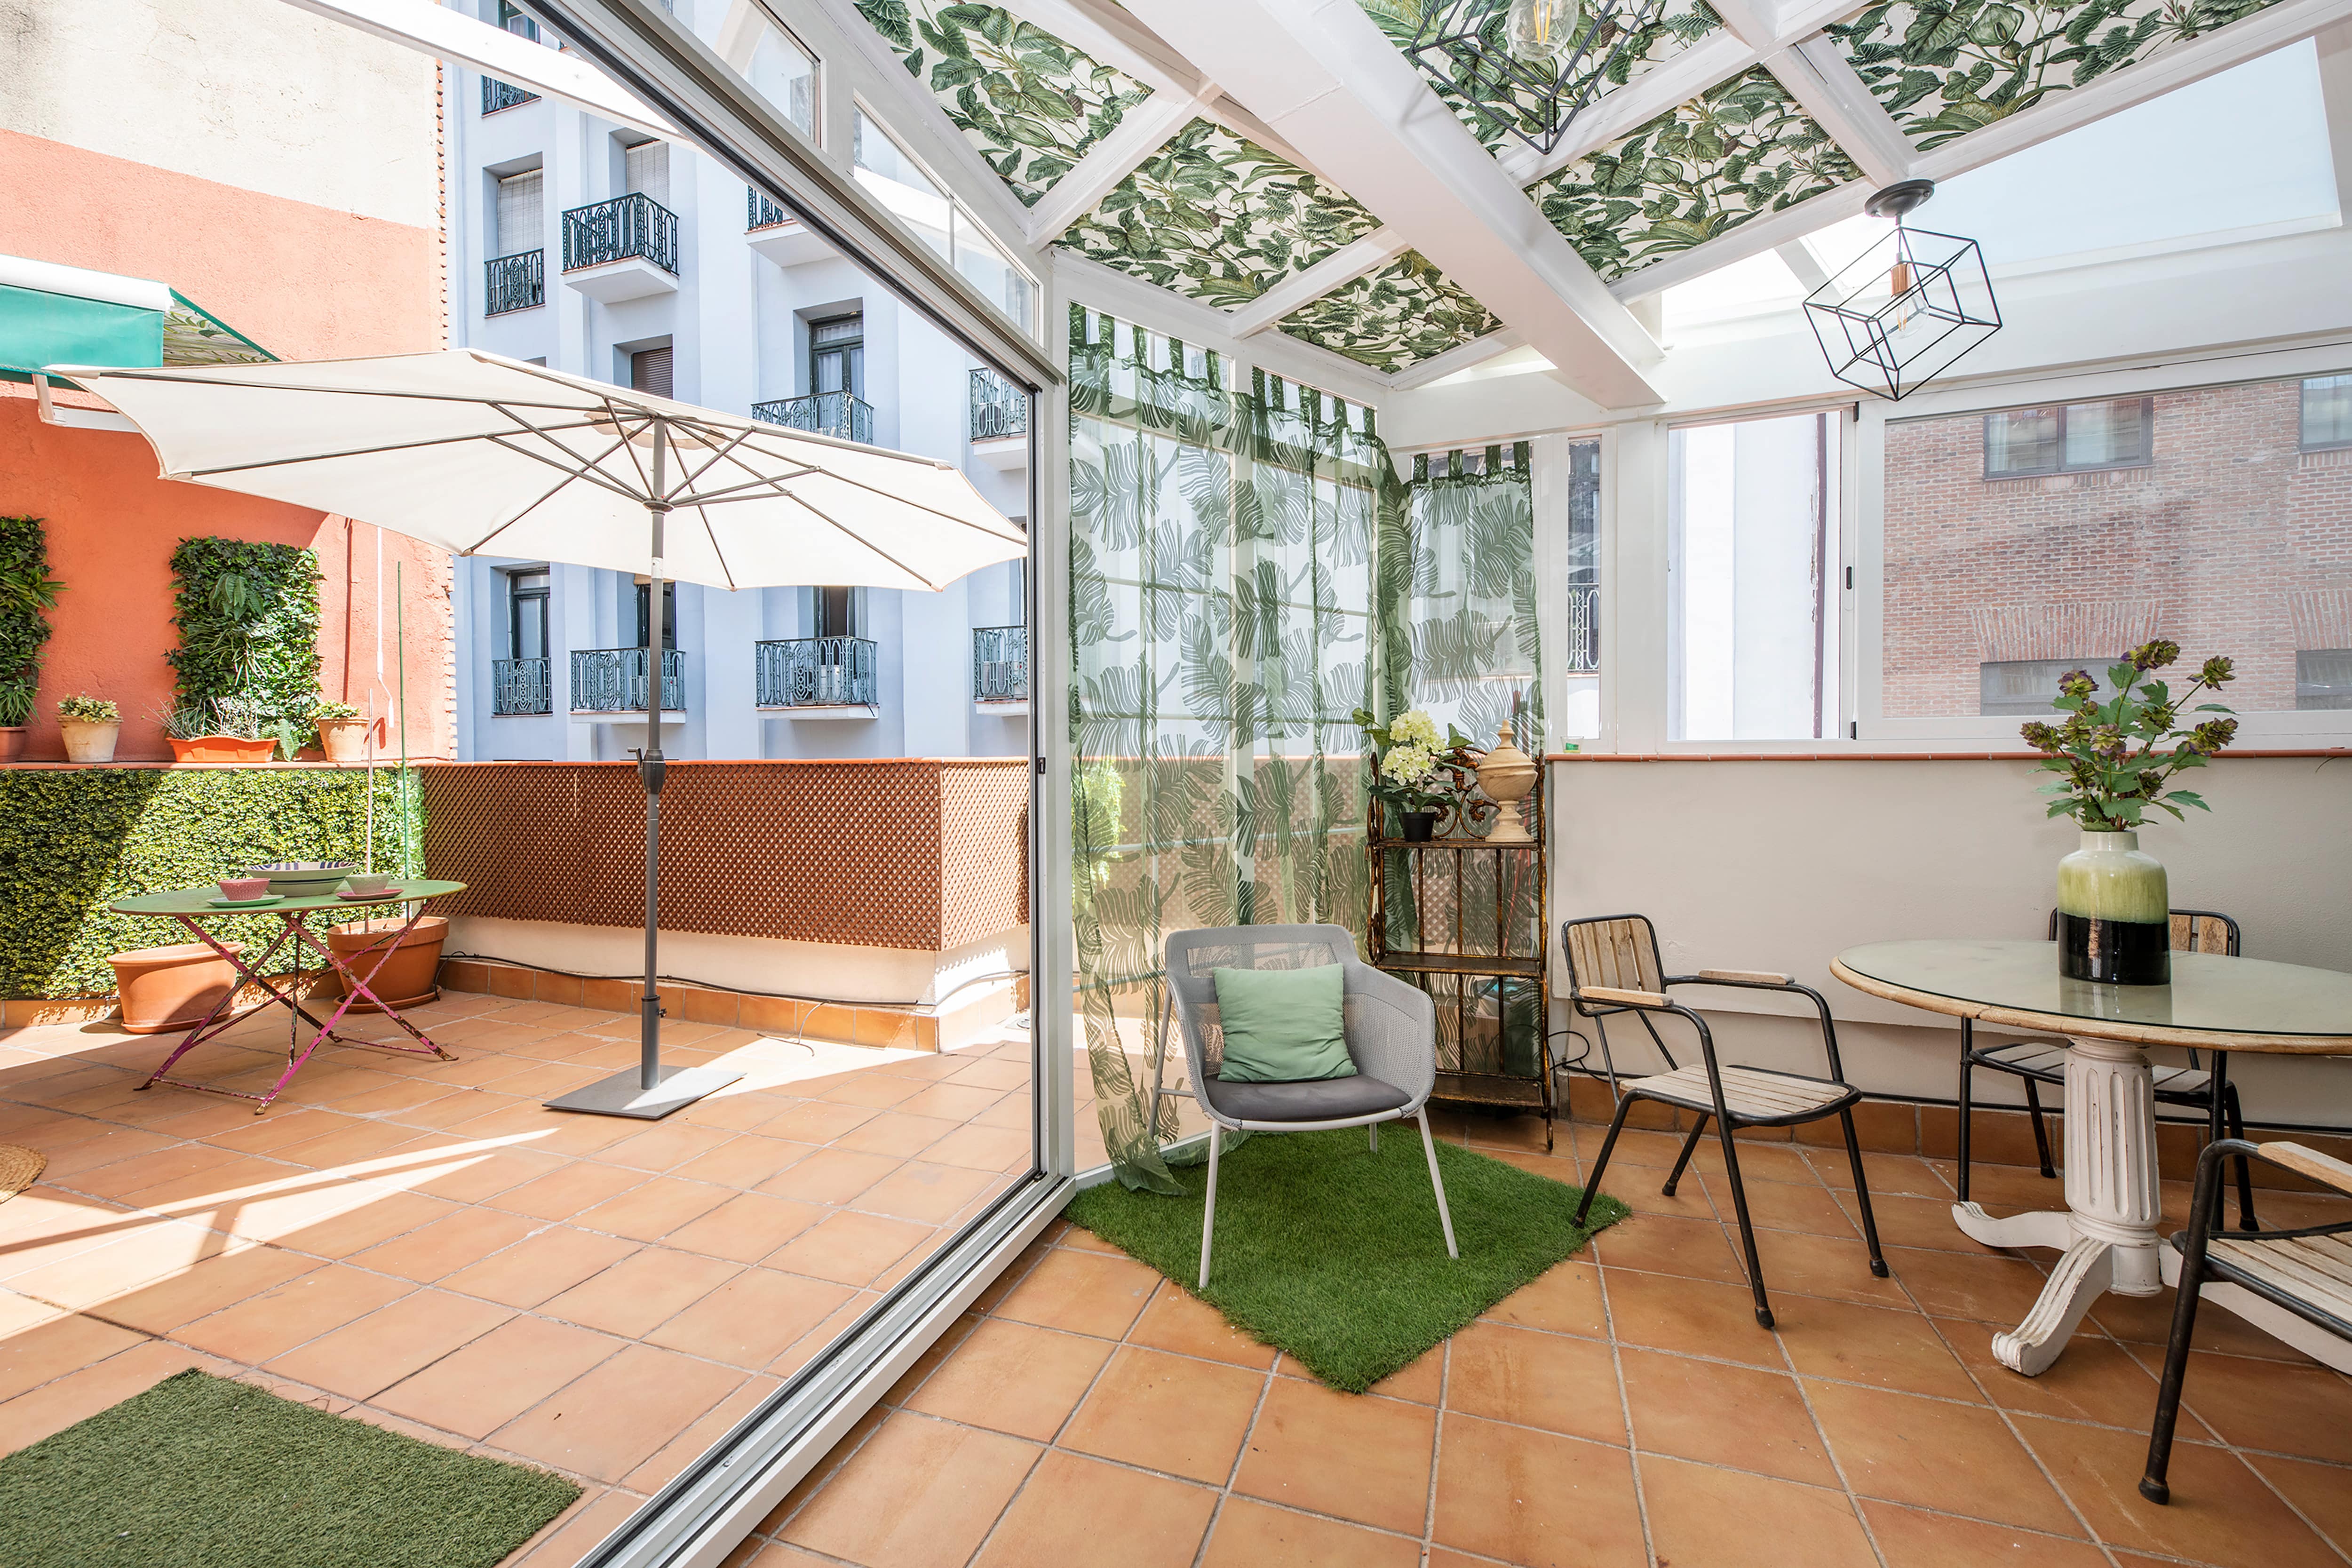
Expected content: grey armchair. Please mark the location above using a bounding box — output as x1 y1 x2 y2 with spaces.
1145 924 1459 1287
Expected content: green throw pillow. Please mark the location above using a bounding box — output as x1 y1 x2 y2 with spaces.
1213 964 1357 1083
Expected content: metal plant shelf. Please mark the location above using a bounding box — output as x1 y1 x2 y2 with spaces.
1366 778 1553 1149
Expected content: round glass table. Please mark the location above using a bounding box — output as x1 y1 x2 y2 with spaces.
1832 939 2352 1375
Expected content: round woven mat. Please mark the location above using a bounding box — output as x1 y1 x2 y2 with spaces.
0 1144 47 1202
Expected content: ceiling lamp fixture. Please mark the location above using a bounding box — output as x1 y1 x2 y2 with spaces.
1409 0 1671 157
1803 179 2002 402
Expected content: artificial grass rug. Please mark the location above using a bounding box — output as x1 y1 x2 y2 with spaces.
1065 1128 1629 1393
0 1370 580 1568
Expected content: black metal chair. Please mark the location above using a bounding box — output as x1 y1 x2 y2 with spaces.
1960 909 2254 1227
2141 1137 2352 1504
1561 915 1886 1329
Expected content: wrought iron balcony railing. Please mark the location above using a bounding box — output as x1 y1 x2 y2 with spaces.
493 657 552 715
747 186 793 230
752 391 874 445
757 637 877 708
482 77 540 113
972 625 1028 703
570 647 684 713
969 367 1028 443
1564 583 1599 673
562 192 679 275
485 251 544 316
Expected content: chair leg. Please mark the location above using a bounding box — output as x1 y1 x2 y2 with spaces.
1573 1095 1635 1228
1198 1128 1223 1290
1956 1020 1975 1205
1417 1109 1459 1260
2139 1242 2206 1504
2221 1076 2257 1231
1839 1107 1890 1278
1712 1117 1776 1329
1369 1121 1379 1154
1661 1116 1708 1198
2022 1076 2057 1179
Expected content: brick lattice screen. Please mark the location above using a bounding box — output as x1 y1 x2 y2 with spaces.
420 760 1027 952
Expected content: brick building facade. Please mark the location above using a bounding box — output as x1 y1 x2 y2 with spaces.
1881 374 2352 716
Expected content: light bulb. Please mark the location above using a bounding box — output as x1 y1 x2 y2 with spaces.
1886 250 1916 333
1506 0 1585 64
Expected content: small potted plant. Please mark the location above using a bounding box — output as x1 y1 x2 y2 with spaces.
311 700 368 764
159 695 277 764
2019 640 2237 986
1353 707 1480 841
56 694 121 764
0 684 30 764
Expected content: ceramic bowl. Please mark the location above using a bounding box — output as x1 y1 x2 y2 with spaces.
217 876 272 901
342 873 393 897
246 860 354 897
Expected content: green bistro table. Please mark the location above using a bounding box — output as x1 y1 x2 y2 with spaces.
1834 939 2352 1375
108 878 467 1113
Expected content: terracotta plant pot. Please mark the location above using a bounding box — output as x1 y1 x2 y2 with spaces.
317 717 369 764
328 915 448 1011
109 941 245 1034
60 719 120 764
0 727 24 764
169 734 278 764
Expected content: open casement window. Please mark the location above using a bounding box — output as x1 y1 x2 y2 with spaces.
508 570 549 661
631 578 676 649
1668 411 1843 742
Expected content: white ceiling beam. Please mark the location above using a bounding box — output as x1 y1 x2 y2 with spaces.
1610 178 1876 299
1497 31 1759 186
2318 24 2352 219
1120 0 1662 407
1226 228 1413 335
1385 328 1527 390
1022 92 1206 244
1764 42 1915 189
1774 239 1832 293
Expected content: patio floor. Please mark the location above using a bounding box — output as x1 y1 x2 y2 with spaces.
0 989 1037 1564
734 1115 2352 1568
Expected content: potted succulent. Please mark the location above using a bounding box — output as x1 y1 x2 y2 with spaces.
159 695 277 764
311 700 368 764
1352 707 1481 841
2019 640 2238 986
56 694 121 764
0 684 30 764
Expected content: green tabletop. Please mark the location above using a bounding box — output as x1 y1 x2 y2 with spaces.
1834 939 2352 1051
109 878 466 917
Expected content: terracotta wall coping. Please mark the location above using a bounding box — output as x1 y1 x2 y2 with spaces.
1545 750 2352 763
412 757 1026 769
0 759 455 771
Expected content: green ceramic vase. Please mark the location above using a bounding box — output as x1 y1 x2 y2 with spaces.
2055 828 2169 985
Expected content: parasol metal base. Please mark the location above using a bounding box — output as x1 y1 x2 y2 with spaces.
545 1064 744 1120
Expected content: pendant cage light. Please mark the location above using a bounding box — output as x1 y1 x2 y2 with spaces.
1408 0 1673 157
1803 179 2002 402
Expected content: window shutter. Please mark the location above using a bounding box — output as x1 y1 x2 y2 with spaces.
495 170 543 255
625 140 670 206
631 346 673 399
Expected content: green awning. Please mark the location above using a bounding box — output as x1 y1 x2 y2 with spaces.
0 256 272 385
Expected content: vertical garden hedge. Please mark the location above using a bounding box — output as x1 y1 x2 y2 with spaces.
0 767 423 998
167 537 323 730
0 515 60 724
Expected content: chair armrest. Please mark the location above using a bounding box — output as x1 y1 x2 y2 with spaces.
2262 1141 2352 1198
1582 985 1671 1009
1692 968 1796 985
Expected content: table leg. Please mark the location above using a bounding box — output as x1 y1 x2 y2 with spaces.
139 915 301 1094
288 908 453 1062
1947 1032 2161 1376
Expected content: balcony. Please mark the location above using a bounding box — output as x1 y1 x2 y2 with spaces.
480 77 539 113
560 192 680 303
757 636 877 713
491 656 551 715
753 391 874 446
483 250 544 316
747 184 831 268
568 646 683 717
968 368 1028 470
972 624 1028 711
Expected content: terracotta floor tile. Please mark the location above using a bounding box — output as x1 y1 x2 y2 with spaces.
916 1123 1033 1173
243 1185 457 1257
346 1205 542 1284
1123 1281 1278 1370
170 1262 413 1362
1200 1498 1421 1568
2150 1347 2352 1465
647 1267 852 1369
755 1101 881 1145
2090 1282 2324 1363
1816 1151 1955 1199
755 1146 901 1206
1701 1171 1860 1238
0 1339 220 1455
484 1160 645 1222
972 1448 1215 1568
269 1118 428 1171
1938 1325 2205 1433
2014 1411 2341 1568
440 1226 638 1309
494 1342 750 1484
1445 1321 1626 1445
1859 1501 2114 1568
779 1410 1039 1568
1430 1413 1647 1568
1482 1258 1609 1339
1803 1378 2079 1534
1843 1192 1995 1254
665 1192 829 1264
2245 1454 2352 1558
264 1288 513 1400
1233 1374 1435 1534
834 1113 964 1160
848 1162 1000 1226
1590 1212 1745 1284
814 1073 928 1111
0 1309 149 1401
669 1135 815 1190
995 1247 1160 1339
595 1121 739 1175
1745 1225 1909 1310
91 1244 322 1337
889 1083 1005 1123
572 1177 734 1243
1620 1346 1840 1487
1640 1455 1877 1568
1365 1342 1447 1405
541 1247 739 1338
400 1146 568 1206
1060 1345 1265 1484
25 1127 183 1180
1772 1295 1984 1402
7 1221 239 1310
626 1375 781 1493
901 1317 1111 1440
1600 1268 1786 1369
67 1140 245 1201
372 1313 620 1438
1880 1245 2056 1325
766 1210 935 1286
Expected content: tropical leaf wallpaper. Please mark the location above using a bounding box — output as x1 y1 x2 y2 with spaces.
1056 120 1386 310
1526 68 1860 280
1274 251 1503 372
1828 0 2288 149
1355 0 1724 155
853 0 1152 206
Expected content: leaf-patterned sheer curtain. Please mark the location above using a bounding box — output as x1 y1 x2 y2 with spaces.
1068 306 1397 1192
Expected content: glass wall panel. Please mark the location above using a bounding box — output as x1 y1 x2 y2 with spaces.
1560 438 1600 739
748 20 818 136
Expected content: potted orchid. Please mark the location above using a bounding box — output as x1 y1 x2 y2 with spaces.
1353 707 1480 841
2018 639 2237 986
